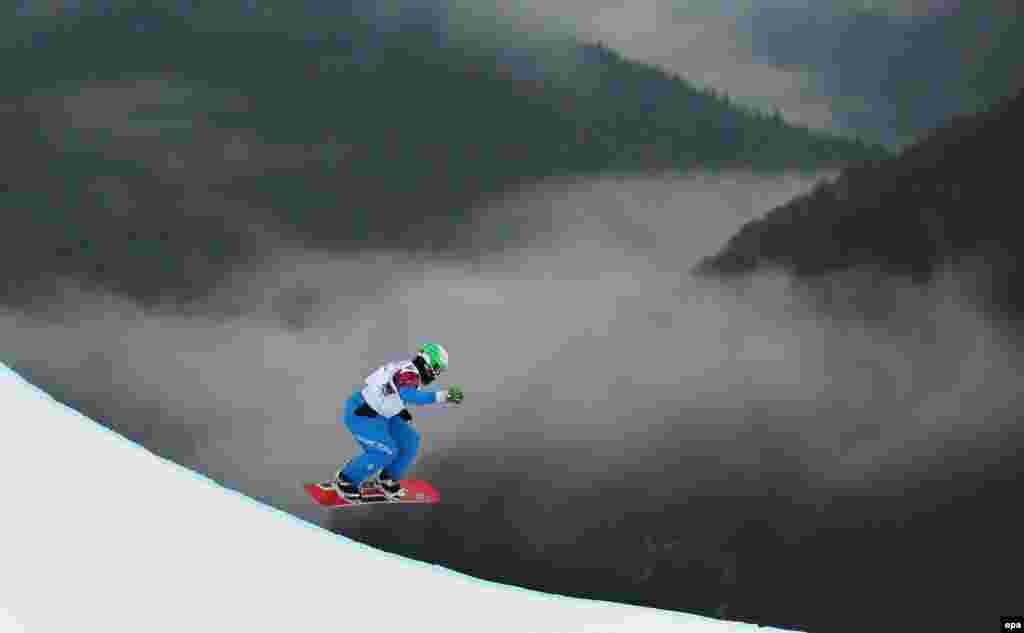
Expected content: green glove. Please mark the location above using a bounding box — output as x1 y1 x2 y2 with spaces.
445 385 464 404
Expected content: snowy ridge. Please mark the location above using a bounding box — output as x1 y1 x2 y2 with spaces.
0 362 805 632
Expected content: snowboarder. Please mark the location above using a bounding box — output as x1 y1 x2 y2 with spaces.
334 343 464 500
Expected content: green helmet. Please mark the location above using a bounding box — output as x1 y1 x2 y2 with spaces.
417 343 449 377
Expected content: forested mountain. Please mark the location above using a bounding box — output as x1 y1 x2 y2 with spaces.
738 3 1023 147
696 88 1023 321
2 2 883 304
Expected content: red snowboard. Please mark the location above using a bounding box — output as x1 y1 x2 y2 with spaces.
302 478 440 508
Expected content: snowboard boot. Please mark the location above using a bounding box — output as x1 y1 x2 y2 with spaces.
333 470 362 501
375 471 403 499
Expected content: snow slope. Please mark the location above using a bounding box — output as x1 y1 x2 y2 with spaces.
0 362 804 632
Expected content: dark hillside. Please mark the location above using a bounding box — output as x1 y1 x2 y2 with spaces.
2 3 883 304
696 88 1023 320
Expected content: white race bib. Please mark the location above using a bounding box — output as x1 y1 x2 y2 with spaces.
360 360 417 417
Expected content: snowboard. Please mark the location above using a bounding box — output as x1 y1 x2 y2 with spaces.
302 478 440 508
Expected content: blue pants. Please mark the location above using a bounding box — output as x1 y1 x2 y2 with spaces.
339 392 421 486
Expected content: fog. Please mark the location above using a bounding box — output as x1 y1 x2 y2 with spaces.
4 171 1020 628
6 168 1020 493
